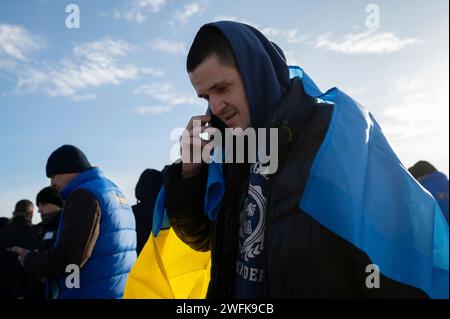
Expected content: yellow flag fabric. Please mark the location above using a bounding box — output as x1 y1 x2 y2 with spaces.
123 228 211 299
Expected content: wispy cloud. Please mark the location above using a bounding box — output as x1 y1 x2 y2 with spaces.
150 38 187 55
213 15 307 45
70 93 98 102
346 86 368 96
134 82 197 105
0 23 45 70
213 15 248 23
14 38 163 98
393 78 424 92
283 50 301 65
103 0 167 24
381 78 449 141
134 81 198 114
141 67 165 77
315 30 422 54
172 1 206 26
260 27 307 44
0 60 15 71
135 105 171 114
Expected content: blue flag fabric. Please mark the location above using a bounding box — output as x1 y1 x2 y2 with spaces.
152 66 449 298
202 156 225 221
294 67 448 299
152 186 170 237
152 153 225 237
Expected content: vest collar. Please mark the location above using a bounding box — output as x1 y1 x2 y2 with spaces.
419 171 448 184
60 167 103 200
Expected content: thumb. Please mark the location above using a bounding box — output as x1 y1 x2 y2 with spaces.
8 247 21 254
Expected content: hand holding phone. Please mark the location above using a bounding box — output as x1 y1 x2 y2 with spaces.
179 108 211 178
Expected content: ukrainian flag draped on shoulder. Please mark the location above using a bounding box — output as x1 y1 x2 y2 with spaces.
290 66 449 299
151 65 448 299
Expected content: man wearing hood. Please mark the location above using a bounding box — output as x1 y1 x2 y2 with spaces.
160 21 429 298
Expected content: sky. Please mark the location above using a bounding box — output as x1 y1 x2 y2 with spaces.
0 0 448 224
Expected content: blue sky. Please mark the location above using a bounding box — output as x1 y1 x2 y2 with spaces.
0 0 448 223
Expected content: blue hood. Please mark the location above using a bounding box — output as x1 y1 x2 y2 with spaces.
204 21 291 128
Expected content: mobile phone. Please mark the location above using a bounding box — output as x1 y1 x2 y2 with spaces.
206 105 212 126
205 105 224 130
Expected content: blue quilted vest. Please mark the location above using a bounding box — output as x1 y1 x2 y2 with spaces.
420 172 449 225
54 167 137 299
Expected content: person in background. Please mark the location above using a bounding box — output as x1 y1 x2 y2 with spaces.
0 217 10 229
132 169 163 255
409 161 449 224
10 145 137 299
34 187 64 250
12 187 65 299
0 200 39 297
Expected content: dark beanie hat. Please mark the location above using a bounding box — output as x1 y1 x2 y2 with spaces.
135 169 163 202
46 145 92 178
408 161 437 179
36 186 64 208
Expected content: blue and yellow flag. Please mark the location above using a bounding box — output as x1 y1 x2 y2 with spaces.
151 66 448 299
291 66 449 299
124 228 210 299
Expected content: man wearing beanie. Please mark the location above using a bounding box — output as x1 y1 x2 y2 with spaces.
34 187 64 251
11 187 64 299
0 200 40 298
11 145 137 299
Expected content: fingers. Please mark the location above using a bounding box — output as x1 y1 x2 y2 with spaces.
202 126 219 136
180 126 219 150
179 114 219 164
180 136 209 149
8 247 21 254
186 115 211 131
180 135 209 157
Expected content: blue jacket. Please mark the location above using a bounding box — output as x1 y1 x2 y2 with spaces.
56 168 137 299
420 172 449 225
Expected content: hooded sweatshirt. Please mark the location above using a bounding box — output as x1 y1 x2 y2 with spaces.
201 21 292 298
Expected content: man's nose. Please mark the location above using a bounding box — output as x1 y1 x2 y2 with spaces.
209 95 226 116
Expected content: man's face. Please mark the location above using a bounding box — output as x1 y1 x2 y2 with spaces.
50 173 78 191
13 206 34 222
189 54 251 129
38 203 60 216
24 207 34 222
